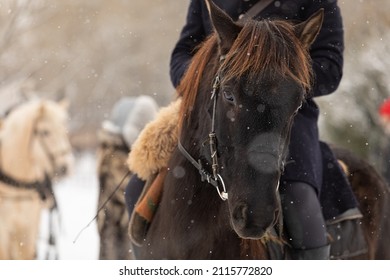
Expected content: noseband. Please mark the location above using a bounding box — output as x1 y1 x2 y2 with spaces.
178 67 228 201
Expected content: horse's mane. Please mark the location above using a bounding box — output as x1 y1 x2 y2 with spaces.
1 100 41 151
177 18 313 126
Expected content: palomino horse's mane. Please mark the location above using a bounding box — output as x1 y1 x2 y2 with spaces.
1 101 44 178
177 18 313 126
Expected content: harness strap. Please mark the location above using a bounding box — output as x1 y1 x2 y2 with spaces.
178 141 228 200
238 0 274 23
209 75 221 180
0 169 50 200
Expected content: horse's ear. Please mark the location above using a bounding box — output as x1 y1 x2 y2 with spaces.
38 102 46 117
294 8 324 48
205 0 242 55
58 98 70 111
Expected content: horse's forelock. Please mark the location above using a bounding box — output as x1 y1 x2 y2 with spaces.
221 19 312 92
41 100 68 124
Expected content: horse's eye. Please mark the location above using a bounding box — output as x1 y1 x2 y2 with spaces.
257 104 266 113
38 130 50 137
223 90 235 104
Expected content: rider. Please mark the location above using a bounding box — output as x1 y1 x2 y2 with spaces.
125 0 349 259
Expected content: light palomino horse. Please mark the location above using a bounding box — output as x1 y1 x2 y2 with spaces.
0 99 74 259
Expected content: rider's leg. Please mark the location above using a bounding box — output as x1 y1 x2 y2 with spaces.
280 181 330 259
124 173 146 216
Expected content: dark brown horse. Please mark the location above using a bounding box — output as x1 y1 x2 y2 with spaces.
132 0 390 259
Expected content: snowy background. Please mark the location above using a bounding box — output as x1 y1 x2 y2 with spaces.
37 152 100 260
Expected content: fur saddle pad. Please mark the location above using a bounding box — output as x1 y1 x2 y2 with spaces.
127 98 366 257
127 98 180 246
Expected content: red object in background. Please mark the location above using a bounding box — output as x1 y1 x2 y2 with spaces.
379 99 390 117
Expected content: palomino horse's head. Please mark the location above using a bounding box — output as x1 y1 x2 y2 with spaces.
0 99 74 182
178 0 323 239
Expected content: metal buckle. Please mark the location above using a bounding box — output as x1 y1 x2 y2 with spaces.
215 174 228 201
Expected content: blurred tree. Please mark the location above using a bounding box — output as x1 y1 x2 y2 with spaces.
0 0 187 149
1 0 390 166
318 0 390 181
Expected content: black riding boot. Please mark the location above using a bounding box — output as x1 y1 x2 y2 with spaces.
124 173 146 216
290 244 330 260
280 181 330 260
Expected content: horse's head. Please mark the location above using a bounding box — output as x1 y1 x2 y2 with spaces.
32 99 75 178
182 0 323 239
0 99 74 182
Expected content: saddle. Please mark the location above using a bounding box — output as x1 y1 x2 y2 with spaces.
127 98 367 258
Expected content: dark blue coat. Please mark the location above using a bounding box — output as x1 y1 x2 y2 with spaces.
170 0 344 194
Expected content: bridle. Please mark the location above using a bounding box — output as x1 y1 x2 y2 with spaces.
34 126 71 175
178 63 228 201
0 117 70 198
177 50 306 203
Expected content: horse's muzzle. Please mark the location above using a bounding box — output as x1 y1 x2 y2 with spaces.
231 201 278 239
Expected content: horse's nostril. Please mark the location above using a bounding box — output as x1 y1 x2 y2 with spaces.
233 204 248 225
56 165 68 176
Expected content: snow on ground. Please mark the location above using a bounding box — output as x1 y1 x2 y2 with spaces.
37 152 100 260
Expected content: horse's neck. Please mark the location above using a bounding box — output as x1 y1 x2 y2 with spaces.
0 128 44 182
149 159 240 259
166 148 229 223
